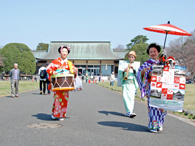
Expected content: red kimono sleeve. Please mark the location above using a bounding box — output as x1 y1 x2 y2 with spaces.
46 59 59 77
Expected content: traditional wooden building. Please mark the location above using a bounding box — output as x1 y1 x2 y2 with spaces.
173 90 184 100
32 41 127 76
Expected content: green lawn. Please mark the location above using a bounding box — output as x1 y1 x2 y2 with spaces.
0 81 39 97
184 84 195 111
98 81 195 111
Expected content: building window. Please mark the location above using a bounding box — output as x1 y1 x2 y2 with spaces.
94 65 100 68
76 65 100 76
101 65 112 76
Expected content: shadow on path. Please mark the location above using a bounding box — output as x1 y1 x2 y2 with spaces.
6 96 15 98
98 121 148 132
32 113 70 121
32 113 55 121
32 93 42 95
99 111 125 117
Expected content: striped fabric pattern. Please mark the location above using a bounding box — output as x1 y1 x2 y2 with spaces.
137 58 167 129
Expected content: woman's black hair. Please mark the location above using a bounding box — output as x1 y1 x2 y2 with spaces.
147 43 161 54
58 45 70 54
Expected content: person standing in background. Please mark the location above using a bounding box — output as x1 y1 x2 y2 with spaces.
82 74 85 83
38 64 47 95
86 74 88 83
99 75 101 82
9 63 20 98
91 72 94 82
110 72 115 86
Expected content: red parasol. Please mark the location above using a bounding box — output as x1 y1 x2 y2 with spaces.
143 21 192 49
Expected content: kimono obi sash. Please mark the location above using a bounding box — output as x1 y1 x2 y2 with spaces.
122 79 134 84
55 69 71 75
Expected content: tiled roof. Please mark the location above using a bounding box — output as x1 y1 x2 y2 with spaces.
35 41 123 60
31 50 47 59
113 49 128 59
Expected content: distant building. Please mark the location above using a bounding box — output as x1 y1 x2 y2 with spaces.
112 49 128 58
32 41 127 76
173 90 184 100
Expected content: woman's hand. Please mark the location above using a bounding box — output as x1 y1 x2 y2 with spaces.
74 68 78 75
123 68 128 72
123 65 133 72
129 65 133 69
141 68 148 75
53 71 57 75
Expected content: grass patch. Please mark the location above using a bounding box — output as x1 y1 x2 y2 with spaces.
169 111 195 120
0 81 39 96
184 84 195 111
187 114 194 119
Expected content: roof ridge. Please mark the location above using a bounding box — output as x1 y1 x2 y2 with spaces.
50 41 110 43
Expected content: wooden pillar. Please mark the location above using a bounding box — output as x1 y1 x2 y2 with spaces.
86 60 88 70
113 61 115 73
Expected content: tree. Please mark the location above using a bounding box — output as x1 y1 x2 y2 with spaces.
36 43 49 51
0 52 4 73
0 43 36 74
125 43 150 65
167 31 195 78
0 49 4 66
125 35 150 65
113 44 126 51
126 35 149 49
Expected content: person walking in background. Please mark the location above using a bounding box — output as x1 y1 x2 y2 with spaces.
110 72 115 86
91 72 94 82
46 63 51 95
9 63 20 98
119 51 138 118
136 43 167 133
99 75 101 82
38 64 47 95
86 74 88 83
82 74 85 83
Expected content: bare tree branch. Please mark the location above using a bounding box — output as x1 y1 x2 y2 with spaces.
167 30 195 78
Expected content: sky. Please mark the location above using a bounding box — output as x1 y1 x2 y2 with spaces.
0 0 194 50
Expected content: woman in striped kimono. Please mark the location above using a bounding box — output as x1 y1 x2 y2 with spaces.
47 45 77 121
136 43 167 133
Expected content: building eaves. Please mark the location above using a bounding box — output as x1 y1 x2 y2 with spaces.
36 41 123 60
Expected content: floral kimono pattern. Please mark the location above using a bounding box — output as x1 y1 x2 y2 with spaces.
136 58 167 129
47 57 75 118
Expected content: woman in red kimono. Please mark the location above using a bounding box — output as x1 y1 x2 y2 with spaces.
46 45 77 121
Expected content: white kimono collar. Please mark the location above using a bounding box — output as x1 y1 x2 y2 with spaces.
60 58 68 64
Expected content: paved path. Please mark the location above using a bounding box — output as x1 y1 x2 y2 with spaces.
0 83 195 146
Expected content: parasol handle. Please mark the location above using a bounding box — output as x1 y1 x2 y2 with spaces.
163 32 168 49
163 21 170 49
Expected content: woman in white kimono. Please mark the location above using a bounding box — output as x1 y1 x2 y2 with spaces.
119 51 138 118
